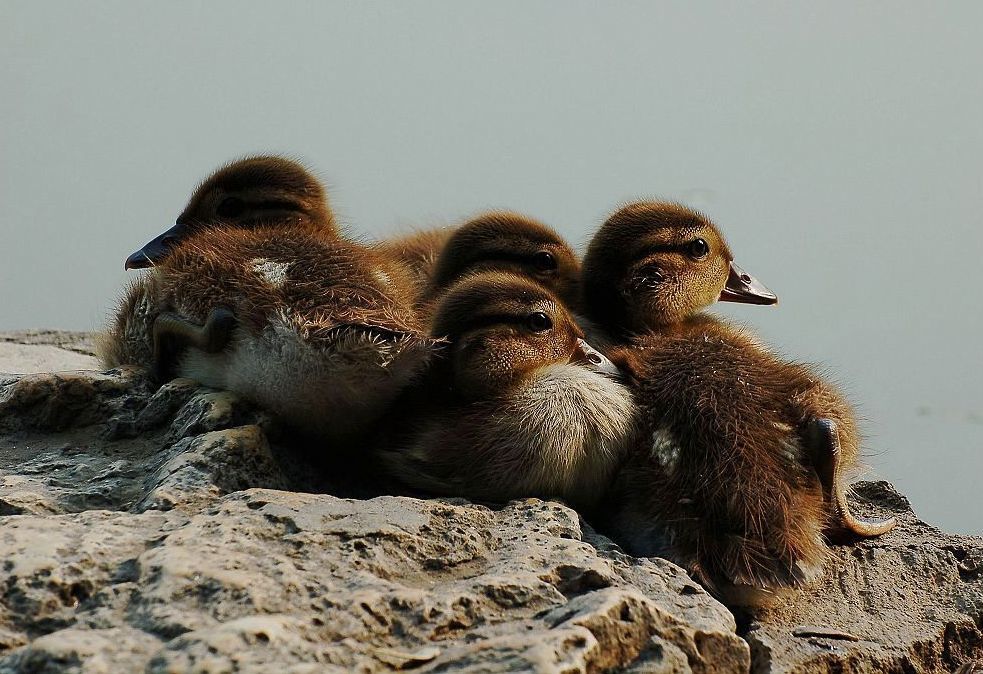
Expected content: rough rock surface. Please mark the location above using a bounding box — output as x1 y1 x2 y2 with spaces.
0 330 99 374
0 337 980 673
743 481 983 673
0 331 97 357
1 368 748 673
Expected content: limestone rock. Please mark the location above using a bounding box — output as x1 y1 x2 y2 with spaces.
0 331 97 356
0 331 99 375
0 363 980 673
0 491 749 672
744 482 983 673
0 367 747 672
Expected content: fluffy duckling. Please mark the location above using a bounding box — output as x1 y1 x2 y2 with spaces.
420 211 581 310
101 156 340 368
582 201 895 602
124 155 337 270
100 159 431 445
148 226 430 444
375 271 637 510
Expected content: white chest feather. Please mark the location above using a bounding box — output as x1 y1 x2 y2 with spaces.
177 314 427 440
250 258 290 288
497 363 638 505
649 427 682 474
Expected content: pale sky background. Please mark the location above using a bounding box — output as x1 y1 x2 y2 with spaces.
2 2 981 533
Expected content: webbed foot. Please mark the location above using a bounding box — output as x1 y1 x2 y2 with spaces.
151 306 237 383
806 417 897 540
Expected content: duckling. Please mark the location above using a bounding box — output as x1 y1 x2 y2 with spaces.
420 211 581 310
123 155 337 270
581 201 895 602
375 271 637 510
147 225 431 444
101 156 340 368
100 158 431 445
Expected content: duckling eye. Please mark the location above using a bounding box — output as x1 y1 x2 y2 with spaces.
532 251 557 272
526 311 553 332
688 238 710 260
216 197 245 218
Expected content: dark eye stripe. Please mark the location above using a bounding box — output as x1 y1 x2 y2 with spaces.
445 311 548 340
636 241 704 259
468 249 554 266
216 197 245 217
254 200 301 211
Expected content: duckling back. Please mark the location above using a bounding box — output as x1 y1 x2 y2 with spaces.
97 276 164 369
374 226 458 299
153 224 432 444
606 316 867 602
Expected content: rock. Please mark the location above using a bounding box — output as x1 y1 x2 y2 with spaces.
0 331 99 375
0 367 747 673
743 481 983 673
0 331 97 356
0 491 748 673
0 364 980 673
0 344 99 375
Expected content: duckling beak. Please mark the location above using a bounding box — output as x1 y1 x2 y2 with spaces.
718 262 778 306
124 222 189 270
571 339 623 379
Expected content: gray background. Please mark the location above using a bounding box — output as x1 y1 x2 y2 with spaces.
2 2 980 533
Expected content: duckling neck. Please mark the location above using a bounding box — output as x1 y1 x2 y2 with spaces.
614 311 724 344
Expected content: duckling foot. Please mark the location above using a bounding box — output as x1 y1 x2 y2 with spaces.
151 307 237 383
806 418 897 541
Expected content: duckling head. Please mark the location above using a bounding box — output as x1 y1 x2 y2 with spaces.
125 155 335 269
582 201 777 335
427 212 581 308
432 271 617 401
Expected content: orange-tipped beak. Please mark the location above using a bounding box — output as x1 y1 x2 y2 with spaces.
718 262 778 306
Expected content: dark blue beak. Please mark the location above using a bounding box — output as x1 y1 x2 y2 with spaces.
124 222 189 270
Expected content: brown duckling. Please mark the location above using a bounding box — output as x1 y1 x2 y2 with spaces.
419 211 581 310
375 271 636 510
148 226 430 444
101 156 341 368
582 201 895 602
100 159 431 445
